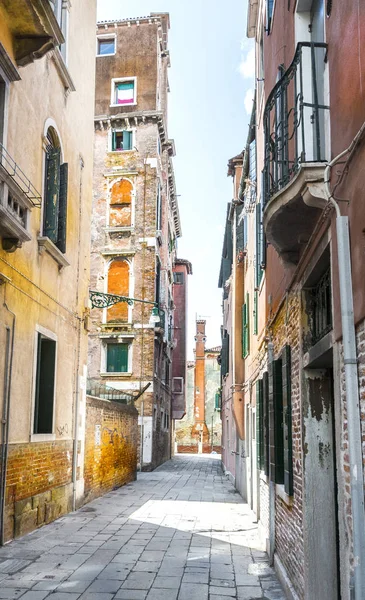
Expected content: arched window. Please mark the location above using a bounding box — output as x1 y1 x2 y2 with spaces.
109 179 132 227
107 258 130 322
43 126 68 252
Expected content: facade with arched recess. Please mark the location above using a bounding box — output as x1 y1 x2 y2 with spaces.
88 14 186 470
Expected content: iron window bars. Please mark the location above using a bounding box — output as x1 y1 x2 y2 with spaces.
311 267 332 345
263 42 329 207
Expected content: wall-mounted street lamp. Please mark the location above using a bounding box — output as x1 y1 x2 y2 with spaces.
89 290 160 325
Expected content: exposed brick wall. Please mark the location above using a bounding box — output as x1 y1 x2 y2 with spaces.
270 290 304 598
83 396 138 502
4 440 73 542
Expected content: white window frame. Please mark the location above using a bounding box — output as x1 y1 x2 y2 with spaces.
101 337 133 376
108 128 135 153
30 325 57 442
97 33 117 57
110 76 137 108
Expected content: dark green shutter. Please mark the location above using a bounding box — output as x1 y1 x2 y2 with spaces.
34 334 56 434
243 293 250 358
253 290 258 335
263 371 270 476
56 162 68 253
44 147 61 243
282 345 293 496
107 343 128 373
269 357 284 483
123 131 132 150
112 131 117 151
256 379 264 470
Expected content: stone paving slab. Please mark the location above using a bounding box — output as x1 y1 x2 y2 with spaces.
0 455 286 599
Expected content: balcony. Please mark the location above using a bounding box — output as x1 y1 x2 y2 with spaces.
1 0 64 67
0 143 41 249
263 42 329 265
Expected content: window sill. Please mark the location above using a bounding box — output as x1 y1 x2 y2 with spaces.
100 372 132 378
37 236 70 270
108 150 134 154
106 226 134 233
97 52 116 57
110 102 137 108
276 484 293 506
30 433 56 443
51 47 76 93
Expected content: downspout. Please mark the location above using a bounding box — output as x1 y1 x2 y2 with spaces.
324 124 365 600
231 204 237 476
0 284 15 546
267 340 275 564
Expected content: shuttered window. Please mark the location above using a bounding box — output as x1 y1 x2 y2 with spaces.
44 147 61 243
255 203 264 288
269 357 284 484
43 128 68 253
242 293 249 358
282 345 293 496
256 379 264 470
106 343 129 373
266 0 274 32
156 181 162 231
253 290 258 335
34 333 56 434
112 130 132 151
221 334 229 378
56 163 68 253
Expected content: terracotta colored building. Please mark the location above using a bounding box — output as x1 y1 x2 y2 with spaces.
0 1 97 541
219 0 365 598
88 14 182 471
175 320 221 454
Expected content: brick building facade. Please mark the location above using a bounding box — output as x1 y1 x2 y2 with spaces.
88 14 182 471
219 0 365 598
0 1 96 541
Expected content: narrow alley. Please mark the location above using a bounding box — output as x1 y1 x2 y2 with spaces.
0 456 285 600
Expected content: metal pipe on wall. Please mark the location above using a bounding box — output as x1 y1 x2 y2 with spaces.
324 123 365 600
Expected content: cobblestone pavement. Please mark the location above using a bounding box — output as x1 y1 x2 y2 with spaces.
0 455 286 600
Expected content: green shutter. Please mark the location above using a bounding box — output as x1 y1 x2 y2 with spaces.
112 131 117 151
44 147 61 243
107 343 128 373
256 379 264 470
263 371 270 476
242 293 250 358
253 290 258 335
34 335 56 434
269 357 284 483
282 345 293 496
221 335 229 377
267 0 274 31
56 162 68 253
256 203 263 288
123 131 132 150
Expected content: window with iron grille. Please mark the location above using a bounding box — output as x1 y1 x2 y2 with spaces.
43 127 68 253
311 267 332 344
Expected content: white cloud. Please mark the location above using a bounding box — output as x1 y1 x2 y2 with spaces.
238 39 255 80
244 88 254 115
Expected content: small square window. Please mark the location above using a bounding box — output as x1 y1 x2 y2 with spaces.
98 38 115 56
111 130 133 152
173 272 184 285
106 342 129 373
112 79 136 106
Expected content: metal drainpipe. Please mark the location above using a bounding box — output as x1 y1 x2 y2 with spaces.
0 294 15 546
324 131 365 599
267 341 275 565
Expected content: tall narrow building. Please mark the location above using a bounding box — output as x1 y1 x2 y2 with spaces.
88 13 181 470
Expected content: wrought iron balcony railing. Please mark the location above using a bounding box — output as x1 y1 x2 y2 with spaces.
0 143 41 207
263 42 329 207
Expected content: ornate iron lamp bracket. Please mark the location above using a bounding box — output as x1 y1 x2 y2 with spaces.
89 290 157 309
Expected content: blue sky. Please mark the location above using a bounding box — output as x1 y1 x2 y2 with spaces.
97 0 254 356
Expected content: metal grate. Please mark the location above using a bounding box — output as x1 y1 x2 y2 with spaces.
311 268 332 344
263 42 329 207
